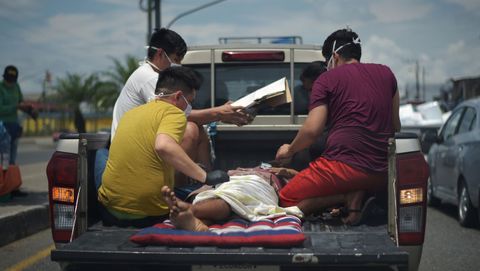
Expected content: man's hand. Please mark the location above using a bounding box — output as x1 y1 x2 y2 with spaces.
18 103 38 120
217 102 251 126
269 167 299 179
275 144 293 165
205 170 230 186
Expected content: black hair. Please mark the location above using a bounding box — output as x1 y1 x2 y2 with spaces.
3 65 19 82
300 61 327 81
155 66 202 95
147 28 187 60
322 28 362 61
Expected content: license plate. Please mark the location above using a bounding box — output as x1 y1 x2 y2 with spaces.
192 265 279 271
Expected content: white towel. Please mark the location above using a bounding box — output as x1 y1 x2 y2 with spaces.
193 174 303 221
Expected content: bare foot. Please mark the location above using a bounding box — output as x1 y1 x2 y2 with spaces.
161 186 209 232
342 191 365 225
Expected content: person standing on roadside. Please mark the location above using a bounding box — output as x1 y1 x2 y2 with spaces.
275 28 401 225
0 65 24 166
0 65 33 197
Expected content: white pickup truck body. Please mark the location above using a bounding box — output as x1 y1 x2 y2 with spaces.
47 44 429 271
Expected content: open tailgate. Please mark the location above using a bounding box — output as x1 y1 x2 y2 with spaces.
51 225 409 271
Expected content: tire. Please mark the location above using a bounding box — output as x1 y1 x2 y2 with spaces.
458 182 478 227
427 177 441 207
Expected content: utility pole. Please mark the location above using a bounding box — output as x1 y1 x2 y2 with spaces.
147 0 152 41
422 66 426 101
42 70 52 133
415 60 420 100
140 0 159 43
154 0 161 29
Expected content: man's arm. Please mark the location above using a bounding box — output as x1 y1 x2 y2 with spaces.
188 102 250 126
392 90 401 132
155 133 207 184
276 105 328 162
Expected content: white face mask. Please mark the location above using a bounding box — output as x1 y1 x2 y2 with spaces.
164 51 182 68
181 94 192 117
146 45 182 68
326 37 361 71
153 92 192 117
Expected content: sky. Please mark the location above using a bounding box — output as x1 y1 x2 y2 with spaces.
1 0 479 99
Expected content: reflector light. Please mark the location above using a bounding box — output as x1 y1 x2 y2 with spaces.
399 188 423 204
222 51 285 62
46 152 78 186
398 205 423 232
54 204 75 230
52 187 75 203
396 150 429 246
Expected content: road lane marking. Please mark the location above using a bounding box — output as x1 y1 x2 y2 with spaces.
5 244 54 271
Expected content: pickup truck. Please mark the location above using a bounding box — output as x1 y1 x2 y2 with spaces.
46 44 430 271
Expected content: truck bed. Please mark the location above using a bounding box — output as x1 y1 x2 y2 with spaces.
51 221 408 271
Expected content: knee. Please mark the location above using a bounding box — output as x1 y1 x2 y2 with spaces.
279 191 297 207
191 204 206 219
183 122 201 144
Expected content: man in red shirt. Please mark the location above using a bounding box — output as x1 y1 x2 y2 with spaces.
276 28 401 225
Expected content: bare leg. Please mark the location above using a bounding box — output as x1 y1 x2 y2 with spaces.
296 194 346 216
181 122 212 170
195 125 213 171
176 122 212 186
191 198 232 223
161 186 209 232
342 191 365 225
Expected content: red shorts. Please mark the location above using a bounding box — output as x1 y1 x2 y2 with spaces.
279 157 387 207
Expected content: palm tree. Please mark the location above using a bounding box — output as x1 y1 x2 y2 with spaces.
56 73 102 133
97 55 139 109
54 56 138 133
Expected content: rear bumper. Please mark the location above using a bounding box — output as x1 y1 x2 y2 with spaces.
52 230 409 270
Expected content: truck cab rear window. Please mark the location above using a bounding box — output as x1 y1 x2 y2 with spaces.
186 64 310 115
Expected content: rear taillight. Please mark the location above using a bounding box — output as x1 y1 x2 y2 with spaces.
46 151 79 243
222 51 285 62
396 152 429 246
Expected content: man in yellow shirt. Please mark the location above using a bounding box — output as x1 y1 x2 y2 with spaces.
98 66 229 228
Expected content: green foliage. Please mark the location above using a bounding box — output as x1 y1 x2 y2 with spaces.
104 55 138 90
98 55 139 109
53 55 139 132
55 73 104 132
56 73 100 107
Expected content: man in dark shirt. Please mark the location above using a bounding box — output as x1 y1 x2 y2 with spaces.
290 61 328 171
300 61 327 92
276 28 401 225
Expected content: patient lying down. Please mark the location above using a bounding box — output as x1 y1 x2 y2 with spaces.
161 167 303 232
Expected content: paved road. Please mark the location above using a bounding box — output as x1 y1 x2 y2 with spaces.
419 204 480 271
0 139 53 216
17 140 55 166
0 229 59 271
